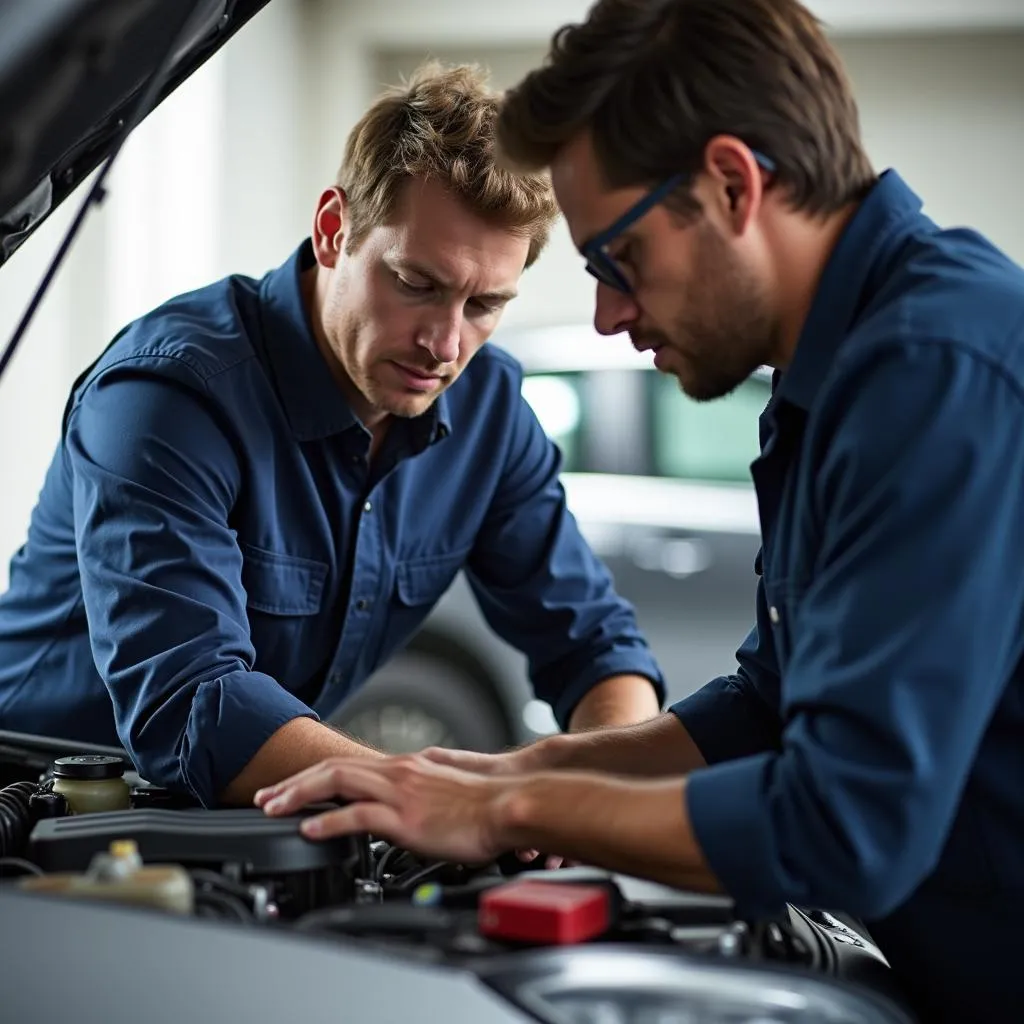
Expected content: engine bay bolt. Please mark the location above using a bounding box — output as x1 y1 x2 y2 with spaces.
355 880 383 904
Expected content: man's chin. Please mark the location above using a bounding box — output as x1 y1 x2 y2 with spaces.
380 391 441 420
674 363 747 403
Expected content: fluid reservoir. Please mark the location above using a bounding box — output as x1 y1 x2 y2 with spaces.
51 755 131 814
18 839 195 915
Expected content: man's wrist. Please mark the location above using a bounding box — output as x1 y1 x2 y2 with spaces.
487 775 544 852
519 732 576 772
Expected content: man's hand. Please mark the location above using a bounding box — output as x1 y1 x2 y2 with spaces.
417 745 573 868
255 752 722 895
255 754 509 864
422 713 706 871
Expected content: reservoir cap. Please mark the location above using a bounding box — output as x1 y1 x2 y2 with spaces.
52 755 126 781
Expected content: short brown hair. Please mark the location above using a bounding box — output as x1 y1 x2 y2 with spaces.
498 0 875 217
336 61 557 267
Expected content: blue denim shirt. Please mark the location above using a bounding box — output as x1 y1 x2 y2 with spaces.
0 241 664 806
673 171 1024 1022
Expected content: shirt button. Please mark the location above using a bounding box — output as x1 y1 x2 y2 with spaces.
355 598 370 612
363 501 372 513
769 606 780 625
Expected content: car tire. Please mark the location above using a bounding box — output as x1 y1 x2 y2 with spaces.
327 651 511 754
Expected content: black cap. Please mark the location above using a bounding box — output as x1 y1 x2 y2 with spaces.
29 790 69 818
52 755 126 781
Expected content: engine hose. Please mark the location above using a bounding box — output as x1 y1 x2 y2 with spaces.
0 781 38 859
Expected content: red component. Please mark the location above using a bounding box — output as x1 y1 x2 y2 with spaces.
478 880 610 945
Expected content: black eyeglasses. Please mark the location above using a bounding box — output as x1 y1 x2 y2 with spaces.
580 150 777 295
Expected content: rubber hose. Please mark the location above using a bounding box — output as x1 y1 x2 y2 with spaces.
0 781 38 859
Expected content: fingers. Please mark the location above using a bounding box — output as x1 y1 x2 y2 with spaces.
515 851 567 869
299 801 402 841
258 760 394 816
254 758 343 807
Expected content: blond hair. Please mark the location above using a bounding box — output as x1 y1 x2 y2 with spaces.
337 62 557 267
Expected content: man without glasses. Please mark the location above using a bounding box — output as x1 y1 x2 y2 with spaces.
0 63 665 805
258 2 1024 1020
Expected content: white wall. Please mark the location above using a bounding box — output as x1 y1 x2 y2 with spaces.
842 33 1024 265
1 0 1023 584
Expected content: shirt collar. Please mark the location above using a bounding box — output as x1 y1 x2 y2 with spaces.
776 170 926 411
258 239 451 445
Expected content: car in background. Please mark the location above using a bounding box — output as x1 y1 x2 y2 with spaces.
333 324 769 752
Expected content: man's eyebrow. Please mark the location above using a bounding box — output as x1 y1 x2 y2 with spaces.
476 286 518 303
395 258 517 303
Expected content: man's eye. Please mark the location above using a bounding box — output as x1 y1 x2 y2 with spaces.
611 244 638 287
614 242 636 270
467 297 501 316
396 275 433 295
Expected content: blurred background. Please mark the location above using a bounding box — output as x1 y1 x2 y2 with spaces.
2 0 1023 751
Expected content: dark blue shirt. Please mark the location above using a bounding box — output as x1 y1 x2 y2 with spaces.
673 171 1024 1022
0 241 663 807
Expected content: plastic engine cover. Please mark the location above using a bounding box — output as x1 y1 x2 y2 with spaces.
28 807 364 876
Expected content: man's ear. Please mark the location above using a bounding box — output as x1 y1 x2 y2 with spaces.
702 136 765 238
311 186 348 268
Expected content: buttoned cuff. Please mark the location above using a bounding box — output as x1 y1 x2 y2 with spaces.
671 676 780 765
181 670 319 806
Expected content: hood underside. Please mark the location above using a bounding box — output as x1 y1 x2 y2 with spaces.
0 0 272 268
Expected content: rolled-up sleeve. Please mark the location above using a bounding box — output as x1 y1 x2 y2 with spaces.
466 388 665 728
684 342 1024 920
67 358 317 806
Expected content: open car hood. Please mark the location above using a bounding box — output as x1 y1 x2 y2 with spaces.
0 0 272 268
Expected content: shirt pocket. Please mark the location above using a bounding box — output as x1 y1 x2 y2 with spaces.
240 542 329 682
377 549 470 663
394 550 469 607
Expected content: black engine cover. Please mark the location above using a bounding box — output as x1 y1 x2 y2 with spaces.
28 807 364 876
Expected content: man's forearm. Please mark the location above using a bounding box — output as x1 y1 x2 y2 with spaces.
568 674 662 731
494 771 721 892
221 717 383 805
532 711 707 777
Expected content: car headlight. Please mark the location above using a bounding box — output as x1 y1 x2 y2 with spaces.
479 948 910 1024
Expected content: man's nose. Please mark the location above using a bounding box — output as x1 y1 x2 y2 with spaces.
593 281 641 337
418 309 462 365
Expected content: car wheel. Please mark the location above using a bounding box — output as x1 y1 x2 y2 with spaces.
327 651 511 754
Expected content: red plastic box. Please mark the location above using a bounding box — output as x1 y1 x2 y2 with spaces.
478 880 611 945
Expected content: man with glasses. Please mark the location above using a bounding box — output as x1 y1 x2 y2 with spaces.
257 2 1024 1019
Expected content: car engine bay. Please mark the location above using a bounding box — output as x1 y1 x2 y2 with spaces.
0 730 914 1024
